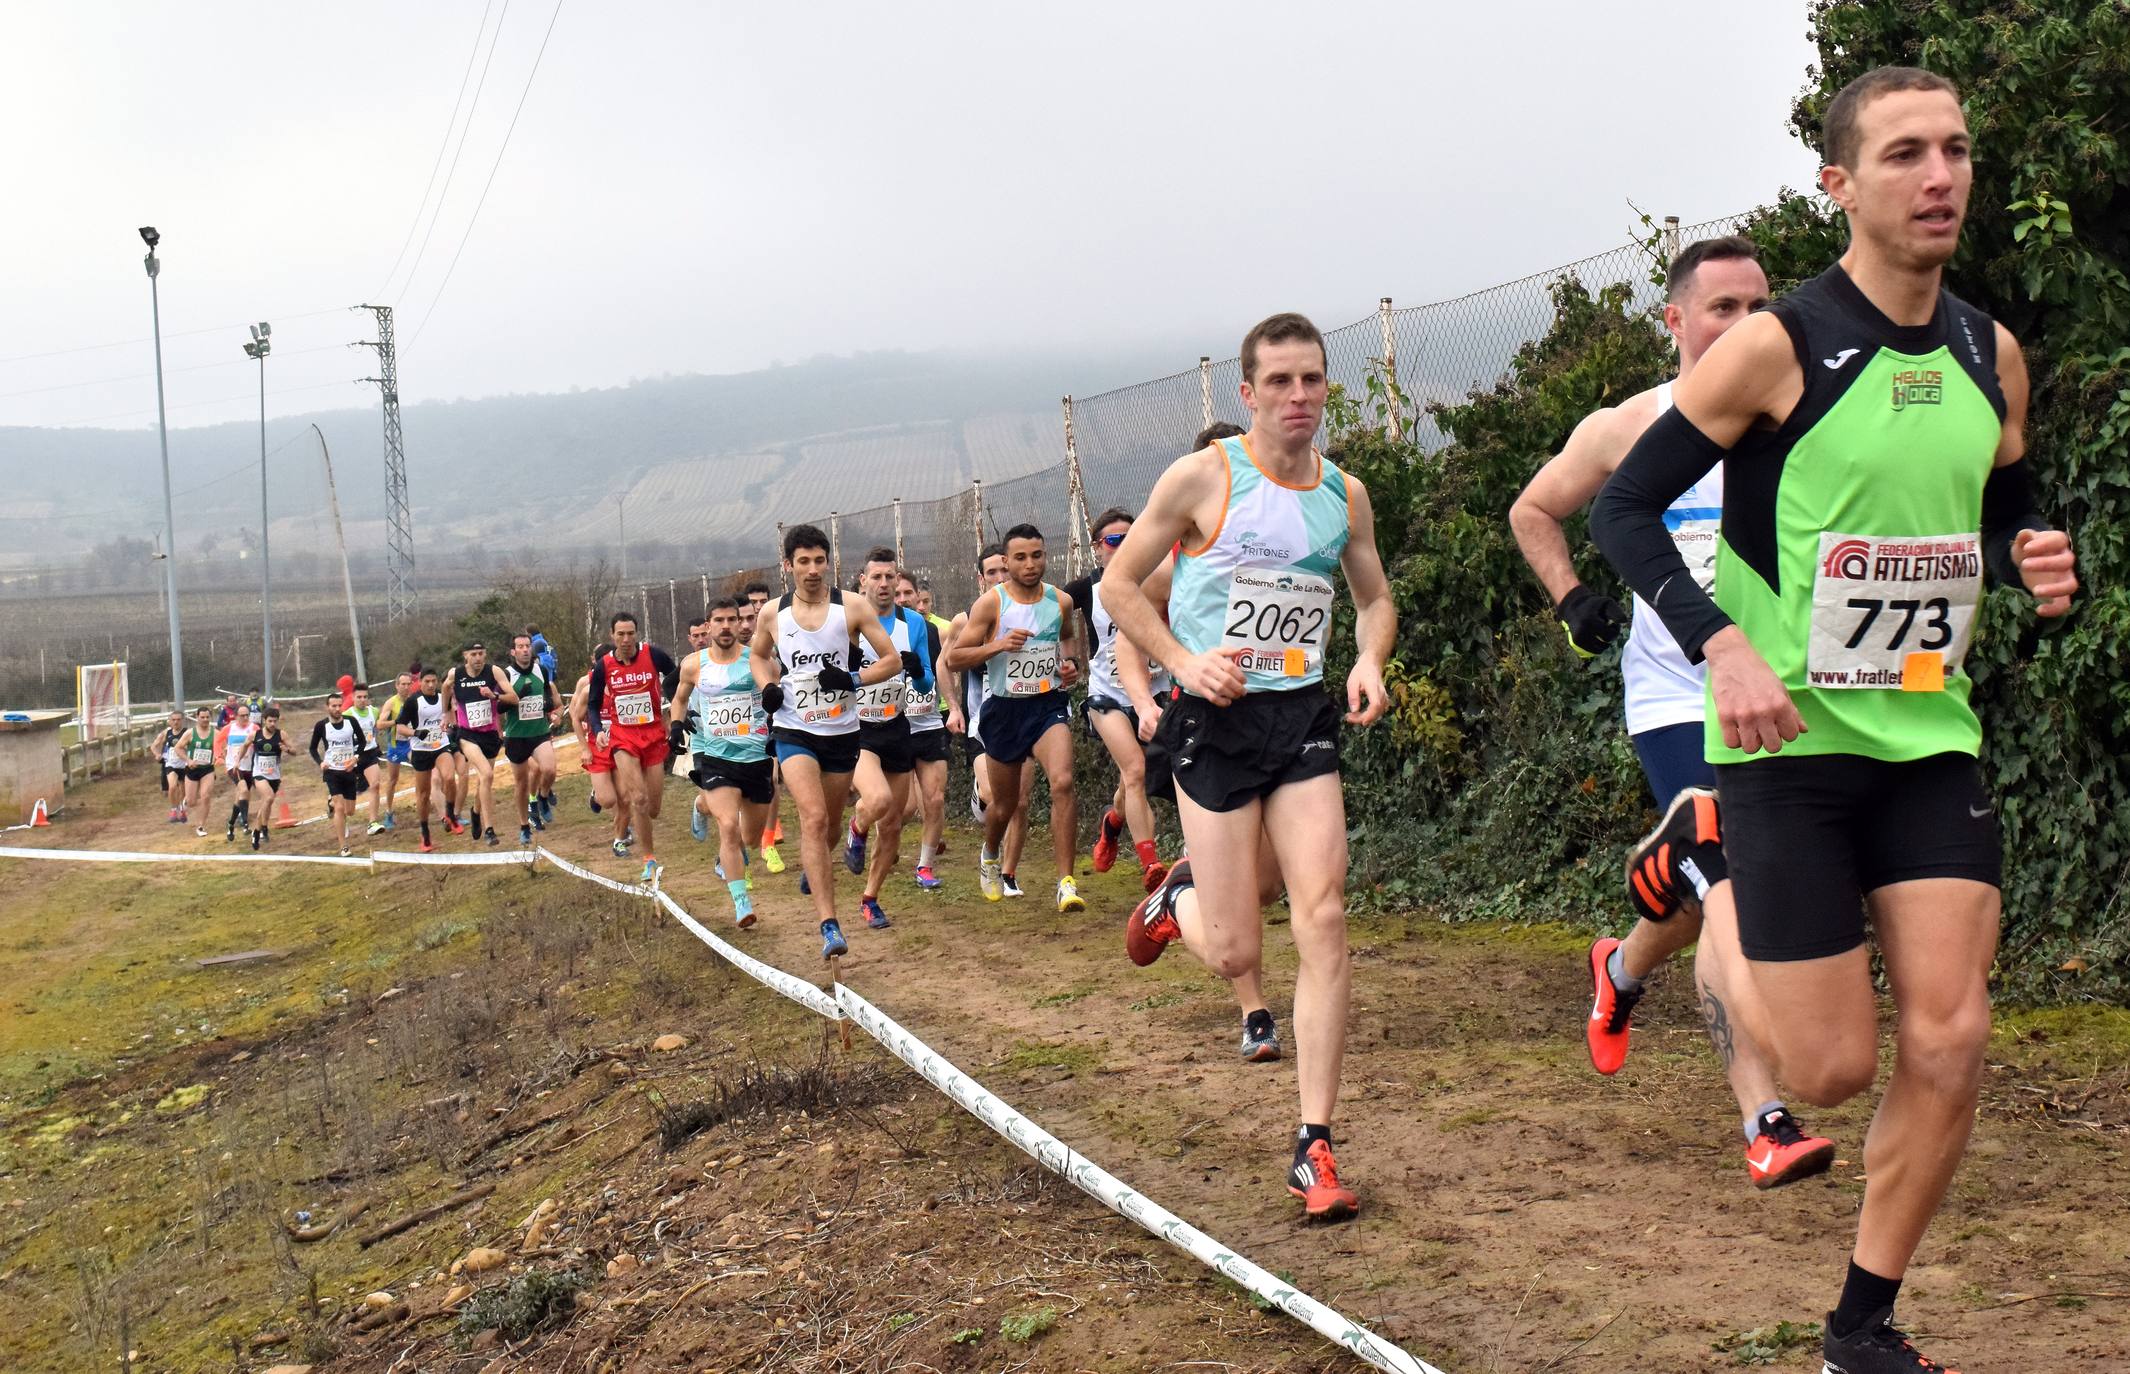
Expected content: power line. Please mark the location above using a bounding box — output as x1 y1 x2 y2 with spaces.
372 0 499 302
393 0 514 307
0 307 351 369
409 0 565 347
0 428 316 523
46 378 360 429
0 343 349 402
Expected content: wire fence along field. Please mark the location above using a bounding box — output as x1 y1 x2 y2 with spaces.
769 212 1745 617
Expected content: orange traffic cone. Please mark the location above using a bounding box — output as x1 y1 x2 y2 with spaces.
273 797 297 829
29 798 50 827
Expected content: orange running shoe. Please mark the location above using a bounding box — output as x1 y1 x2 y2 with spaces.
1092 808 1122 873
1744 1109 1836 1189
1585 936 1642 1076
1625 786 1721 922
1125 858 1189 967
1287 1138 1358 1222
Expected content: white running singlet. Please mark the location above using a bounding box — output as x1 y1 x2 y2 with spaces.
772 591 858 736
1620 382 1723 734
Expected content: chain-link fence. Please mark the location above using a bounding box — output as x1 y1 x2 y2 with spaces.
770 211 1747 604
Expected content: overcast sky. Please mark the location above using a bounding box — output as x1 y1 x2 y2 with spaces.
1 1 1822 433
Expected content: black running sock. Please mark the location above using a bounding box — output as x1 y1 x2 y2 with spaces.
1294 1123 1332 1160
420 821 431 842
1830 1261 1902 1338
1245 1008 1275 1036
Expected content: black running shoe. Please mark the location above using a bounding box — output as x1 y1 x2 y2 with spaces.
1822 1307 1960 1372
1625 786 1720 922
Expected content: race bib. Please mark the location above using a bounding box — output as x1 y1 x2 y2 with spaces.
463 698 494 729
1001 642 1059 696
613 690 654 726
698 694 759 738
1672 517 1720 593
856 676 906 723
1222 567 1334 677
325 744 357 771
189 745 212 765
904 684 940 721
416 724 446 750
252 757 281 782
1808 532 1982 691
516 694 546 722
787 673 851 725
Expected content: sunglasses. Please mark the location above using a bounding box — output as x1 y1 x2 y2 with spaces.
1100 532 1127 547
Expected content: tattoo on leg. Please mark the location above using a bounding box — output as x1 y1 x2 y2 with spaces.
1698 978 1737 1069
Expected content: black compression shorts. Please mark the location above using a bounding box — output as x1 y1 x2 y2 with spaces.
1716 751 2002 962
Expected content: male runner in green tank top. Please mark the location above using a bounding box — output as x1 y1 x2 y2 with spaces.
1593 67 2078 1374
503 632 561 846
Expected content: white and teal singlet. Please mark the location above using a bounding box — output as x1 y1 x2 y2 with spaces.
1169 435 1351 695
1620 382 1723 735
689 648 768 762
982 584 1066 699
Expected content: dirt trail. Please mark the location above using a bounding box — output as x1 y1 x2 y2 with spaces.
7 757 2127 1372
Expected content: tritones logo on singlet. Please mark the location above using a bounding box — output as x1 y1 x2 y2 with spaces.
1890 368 1943 410
1235 529 1292 561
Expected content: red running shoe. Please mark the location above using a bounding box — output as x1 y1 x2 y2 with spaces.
1745 1109 1836 1189
1287 1138 1358 1222
1125 857 1189 967
1092 808 1123 873
1585 936 1642 1076
1625 786 1721 922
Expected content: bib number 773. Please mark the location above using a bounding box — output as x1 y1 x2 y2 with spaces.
1808 532 1980 691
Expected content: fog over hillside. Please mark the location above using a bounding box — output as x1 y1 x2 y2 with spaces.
0 341 1195 575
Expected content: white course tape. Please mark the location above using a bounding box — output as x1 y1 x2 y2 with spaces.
833 984 1445 1374
0 845 371 869
653 890 840 1020
373 849 538 868
534 845 656 898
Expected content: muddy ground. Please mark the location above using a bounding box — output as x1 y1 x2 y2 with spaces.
1 736 2124 1372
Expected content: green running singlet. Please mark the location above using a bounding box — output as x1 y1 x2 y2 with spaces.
1708 265 2005 766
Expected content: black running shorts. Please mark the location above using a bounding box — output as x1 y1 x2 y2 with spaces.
1157 687 1341 814
503 735 547 766
323 769 366 801
459 731 503 761
858 717 915 774
908 727 950 766
1716 751 2002 963
411 748 448 774
692 754 774 804
185 764 213 781
976 691 1071 766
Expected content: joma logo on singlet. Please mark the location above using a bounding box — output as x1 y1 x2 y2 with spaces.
1890 368 1943 410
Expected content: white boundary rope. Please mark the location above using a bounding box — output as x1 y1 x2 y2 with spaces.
0 838 1447 1374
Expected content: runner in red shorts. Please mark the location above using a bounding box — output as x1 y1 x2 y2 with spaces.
587 611 681 885
570 652 631 854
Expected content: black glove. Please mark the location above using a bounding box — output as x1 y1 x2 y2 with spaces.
1556 584 1628 660
667 720 689 754
683 708 701 733
817 664 856 694
899 650 927 683
760 682 784 716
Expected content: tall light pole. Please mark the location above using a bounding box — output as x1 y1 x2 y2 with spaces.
243 322 272 698
142 227 186 708
616 493 627 589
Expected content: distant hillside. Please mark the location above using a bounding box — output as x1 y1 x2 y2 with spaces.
0 343 1191 574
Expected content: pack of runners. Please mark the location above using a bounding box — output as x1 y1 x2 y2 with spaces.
116 64 2078 1374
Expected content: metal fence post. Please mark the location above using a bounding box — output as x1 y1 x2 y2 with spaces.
971 479 984 565
830 511 842 588
1661 214 1681 267
700 571 709 610
1378 296 1403 443
893 497 905 565
1199 356 1213 429
641 586 652 640
775 523 787 594
1061 395 1096 579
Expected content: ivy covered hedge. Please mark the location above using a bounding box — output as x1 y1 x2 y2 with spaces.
1331 0 2130 1000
